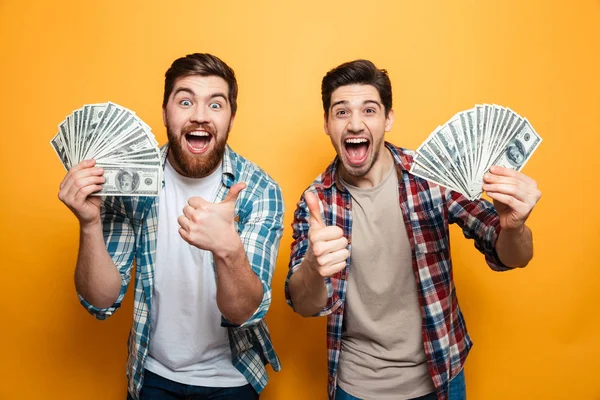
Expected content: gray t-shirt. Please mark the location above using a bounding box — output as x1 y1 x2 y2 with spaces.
337 166 435 399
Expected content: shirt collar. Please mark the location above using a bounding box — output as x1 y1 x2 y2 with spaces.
160 143 236 188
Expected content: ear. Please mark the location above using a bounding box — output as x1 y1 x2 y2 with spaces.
324 112 330 136
229 113 236 132
162 105 167 127
384 109 395 132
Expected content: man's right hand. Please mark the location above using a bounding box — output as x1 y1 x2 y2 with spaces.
304 191 349 277
58 159 105 227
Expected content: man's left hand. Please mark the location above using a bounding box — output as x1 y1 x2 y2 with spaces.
482 166 542 232
178 182 246 252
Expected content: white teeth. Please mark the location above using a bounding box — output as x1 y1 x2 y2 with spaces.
345 138 368 144
188 131 210 137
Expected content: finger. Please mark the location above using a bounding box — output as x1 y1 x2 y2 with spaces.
310 225 345 243
311 232 347 256
61 175 106 204
182 205 196 219
482 172 520 185
188 196 208 209
486 191 530 215
88 196 103 208
223 182 246 204
305 191 324 228
489 166 537 187
60 160 97 190
178 227 192 244
319 260 347 277
72 184 104 205
61 166 104 194
316 248 350 268
177 215 192 232
482 183 528 201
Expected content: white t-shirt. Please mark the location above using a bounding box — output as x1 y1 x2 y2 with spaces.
145 159 247 387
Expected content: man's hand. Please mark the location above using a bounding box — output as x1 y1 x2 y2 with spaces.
58 159 105 227
178 182 246 253
483 166 542 233
304 191 349 277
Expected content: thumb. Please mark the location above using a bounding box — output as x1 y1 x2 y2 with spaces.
223 182 246 204
88 196 103 208
305 191 325 229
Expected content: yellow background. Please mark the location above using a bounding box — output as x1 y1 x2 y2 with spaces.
1 1 599 399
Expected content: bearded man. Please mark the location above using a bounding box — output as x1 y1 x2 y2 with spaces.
58 53 283 400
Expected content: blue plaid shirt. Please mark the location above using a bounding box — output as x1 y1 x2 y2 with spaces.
78 144 283 399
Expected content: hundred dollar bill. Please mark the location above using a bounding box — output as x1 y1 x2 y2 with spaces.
492 118 542 171
92 165 162 196
50 132 70 170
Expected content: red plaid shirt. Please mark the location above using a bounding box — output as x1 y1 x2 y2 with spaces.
285 142 511 400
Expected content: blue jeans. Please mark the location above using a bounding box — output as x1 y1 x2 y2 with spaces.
335 369 466 400
126 369 259 400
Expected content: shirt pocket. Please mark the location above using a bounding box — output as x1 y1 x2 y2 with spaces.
409 203 449 255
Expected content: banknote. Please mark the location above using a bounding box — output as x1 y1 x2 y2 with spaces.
410 104 542 200
51 102 162 196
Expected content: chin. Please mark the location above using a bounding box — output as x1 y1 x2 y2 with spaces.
340 159 372 178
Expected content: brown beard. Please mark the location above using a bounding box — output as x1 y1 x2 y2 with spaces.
166 122 229 178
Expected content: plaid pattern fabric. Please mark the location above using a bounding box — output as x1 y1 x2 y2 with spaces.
78 144 283 399
286 142 511 400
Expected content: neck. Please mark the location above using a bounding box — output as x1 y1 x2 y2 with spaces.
340 146 394 189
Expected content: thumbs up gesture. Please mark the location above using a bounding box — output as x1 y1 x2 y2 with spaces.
304 191 349 277
178 182 246 252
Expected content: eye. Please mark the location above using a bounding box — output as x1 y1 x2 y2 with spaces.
335 109 347 116
365 108 376 114
209 102 221 110
180 99 192 107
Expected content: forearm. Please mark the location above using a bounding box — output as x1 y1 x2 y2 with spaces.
288 259 328 317
495 224 533 268
213 237 264 325
75 222 122 308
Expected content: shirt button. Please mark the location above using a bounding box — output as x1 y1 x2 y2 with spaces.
345 204 351 210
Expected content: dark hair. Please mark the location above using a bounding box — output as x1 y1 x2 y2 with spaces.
321 59 392 119
163 53 238 115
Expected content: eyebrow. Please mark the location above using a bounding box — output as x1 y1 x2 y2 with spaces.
331 99 382 109
172 88 229 103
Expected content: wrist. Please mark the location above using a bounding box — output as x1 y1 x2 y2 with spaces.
80 220 102 236
302 257 324 283
501 223 526 237
212 229 244 262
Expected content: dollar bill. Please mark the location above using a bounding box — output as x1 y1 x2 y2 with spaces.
92 165 162 196
410 104 541 200
51 102 162 196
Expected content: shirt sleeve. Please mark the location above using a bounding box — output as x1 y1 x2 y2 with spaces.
221 181 284 328
285 189 341 317
77 196 136 320
445 189 512 271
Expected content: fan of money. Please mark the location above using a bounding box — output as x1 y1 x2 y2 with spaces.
50 102 162 196
409 104 542 200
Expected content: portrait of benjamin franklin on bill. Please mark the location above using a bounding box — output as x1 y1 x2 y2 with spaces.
506 139 526 168
115 168 140 194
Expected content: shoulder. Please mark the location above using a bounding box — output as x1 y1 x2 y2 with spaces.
228 148 282 204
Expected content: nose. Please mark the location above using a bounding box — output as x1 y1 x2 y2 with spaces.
346 113 364 134
190 104 209 124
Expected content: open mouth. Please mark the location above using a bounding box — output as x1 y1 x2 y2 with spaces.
343 137 370 166
185 131 213 154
